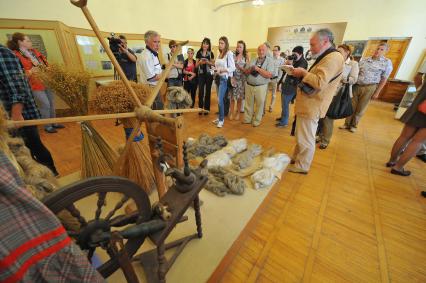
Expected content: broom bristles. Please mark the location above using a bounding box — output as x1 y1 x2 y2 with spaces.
81 122 119 178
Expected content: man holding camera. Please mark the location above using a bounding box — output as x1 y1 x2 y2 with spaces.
276 46 307 128
137 30 163 109
267 46 285 113
117 35 137 82
288 29 344 174
242 43 274 127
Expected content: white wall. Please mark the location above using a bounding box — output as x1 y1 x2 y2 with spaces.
239 0 426 80
1 0 425 79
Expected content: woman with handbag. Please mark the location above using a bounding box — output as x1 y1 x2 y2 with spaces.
212 36 235 128
386 84 426 176
7 32 64 133
317 44 359 149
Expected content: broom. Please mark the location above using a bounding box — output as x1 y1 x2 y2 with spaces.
81 121 119 178
37 64 119 178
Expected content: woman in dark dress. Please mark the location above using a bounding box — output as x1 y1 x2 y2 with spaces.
195 38 215 114
386 83 426 176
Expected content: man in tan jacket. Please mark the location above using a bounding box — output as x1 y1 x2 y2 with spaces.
288 29 344 173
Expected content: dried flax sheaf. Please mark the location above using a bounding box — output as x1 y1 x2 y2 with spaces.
93 81 151 113
36 64 91 115
37 64 118 178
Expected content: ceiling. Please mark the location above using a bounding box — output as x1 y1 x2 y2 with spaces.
213 0 288 11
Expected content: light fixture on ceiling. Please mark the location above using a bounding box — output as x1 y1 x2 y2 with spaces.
252 0 265 7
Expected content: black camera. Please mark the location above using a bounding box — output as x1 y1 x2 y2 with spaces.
107 33 122 57
250 70 259 77
286 54 298 61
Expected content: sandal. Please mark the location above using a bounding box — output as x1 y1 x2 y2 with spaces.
390 168 411 176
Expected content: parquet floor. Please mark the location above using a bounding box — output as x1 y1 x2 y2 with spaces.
40 95 426 283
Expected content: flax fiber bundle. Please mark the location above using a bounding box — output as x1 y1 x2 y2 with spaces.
81 121 119 178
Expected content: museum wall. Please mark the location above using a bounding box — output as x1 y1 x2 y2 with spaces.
1 0 425 80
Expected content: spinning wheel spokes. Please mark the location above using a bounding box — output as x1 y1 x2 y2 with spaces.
42 177 152 278
95 192 107 220
105 195 130 221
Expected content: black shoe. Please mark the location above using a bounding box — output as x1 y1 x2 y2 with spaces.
45 127 58 133
204 112 208 115
385 161 396 167
416 154 426 163
275 117 282 121
53 124 65 129
390 168 411 176
198 112 202 115
319 143 328 149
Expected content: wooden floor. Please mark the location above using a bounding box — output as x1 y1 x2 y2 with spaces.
40 96 426 283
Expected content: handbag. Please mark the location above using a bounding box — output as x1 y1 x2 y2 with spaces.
326 83 353 119
418 99 426 114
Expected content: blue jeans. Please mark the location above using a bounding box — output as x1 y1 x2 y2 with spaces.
279 83 297 125
32 89 55 130
217 77 228 121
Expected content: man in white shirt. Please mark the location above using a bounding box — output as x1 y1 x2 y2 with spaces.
138 30 163 109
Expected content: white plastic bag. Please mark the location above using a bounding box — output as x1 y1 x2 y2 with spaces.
262 153 291 172
251 168 276 190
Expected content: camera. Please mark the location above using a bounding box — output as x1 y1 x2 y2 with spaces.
297 81 316 95
107 33 123 57
286 54 298 61
250 70 259 77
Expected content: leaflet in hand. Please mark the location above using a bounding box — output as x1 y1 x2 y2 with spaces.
282 65 294 75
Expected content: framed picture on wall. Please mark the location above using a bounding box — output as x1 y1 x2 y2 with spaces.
344 40 367 58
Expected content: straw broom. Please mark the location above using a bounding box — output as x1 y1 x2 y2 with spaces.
81 121 119 178
37 64 119 178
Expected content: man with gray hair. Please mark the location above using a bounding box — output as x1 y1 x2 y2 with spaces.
287 28 344 173
341 42 393 132
242 43 274 127
137 30 163 109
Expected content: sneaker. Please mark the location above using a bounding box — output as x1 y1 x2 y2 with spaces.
349 127 357 133
276 123 288 128
339 125 349 130
212 119 219 125
217 120 224 128
288 165 308 174
44 127 57 133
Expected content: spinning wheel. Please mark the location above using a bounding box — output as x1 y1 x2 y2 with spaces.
42 176 156 278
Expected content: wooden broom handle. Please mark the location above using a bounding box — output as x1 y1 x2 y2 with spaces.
70 0 142 108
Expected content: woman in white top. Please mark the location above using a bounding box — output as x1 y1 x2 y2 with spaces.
318 44 359 149
212 36 235 128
